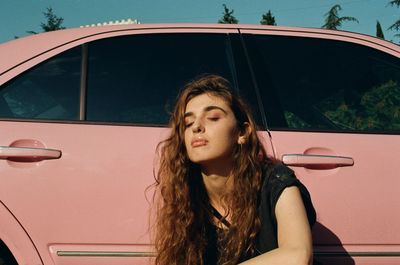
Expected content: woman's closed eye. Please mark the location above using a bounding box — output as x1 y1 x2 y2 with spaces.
184 117 194 128
207 116 220 121
206 111 222 121
185 121 194 128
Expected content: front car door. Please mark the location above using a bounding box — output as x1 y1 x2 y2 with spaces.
0 26 257 265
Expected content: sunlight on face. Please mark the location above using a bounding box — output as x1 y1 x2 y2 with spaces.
184 93 239 167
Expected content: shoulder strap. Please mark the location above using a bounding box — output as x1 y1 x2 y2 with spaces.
208 204 231 228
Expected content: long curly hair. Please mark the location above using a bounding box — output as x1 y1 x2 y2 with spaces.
153 75 270 265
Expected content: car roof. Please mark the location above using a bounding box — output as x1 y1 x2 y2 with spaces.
1 23 399 76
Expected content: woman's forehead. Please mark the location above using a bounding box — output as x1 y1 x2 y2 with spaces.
185 93 230 112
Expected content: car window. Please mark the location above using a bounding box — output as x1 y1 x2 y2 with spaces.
245 34 400 133
86 33 237 125
0 46 81 120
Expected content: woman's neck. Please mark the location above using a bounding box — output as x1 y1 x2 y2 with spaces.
201 163 234 213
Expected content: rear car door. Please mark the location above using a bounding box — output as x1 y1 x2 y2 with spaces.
242 29 400 264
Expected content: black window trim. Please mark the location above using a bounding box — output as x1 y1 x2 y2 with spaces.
1 30 399 136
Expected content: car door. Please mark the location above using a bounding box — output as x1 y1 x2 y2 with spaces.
0 27 252 265
242 29 400 264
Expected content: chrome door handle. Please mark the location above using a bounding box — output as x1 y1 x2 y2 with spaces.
0 146 62 161
282 154 354 168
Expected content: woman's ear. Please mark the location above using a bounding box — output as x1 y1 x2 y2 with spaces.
237 122 252 145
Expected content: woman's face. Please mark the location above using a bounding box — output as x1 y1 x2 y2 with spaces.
184 93 239 167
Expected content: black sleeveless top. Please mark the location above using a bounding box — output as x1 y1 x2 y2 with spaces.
203 163 316 265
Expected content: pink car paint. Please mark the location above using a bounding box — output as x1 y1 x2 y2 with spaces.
0 121 166 264
0 24 399 264
262 130 400 264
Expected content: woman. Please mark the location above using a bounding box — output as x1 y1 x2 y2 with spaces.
153 75 316 265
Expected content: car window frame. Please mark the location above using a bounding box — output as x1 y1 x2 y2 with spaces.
1 28 265 128
240 29 400 135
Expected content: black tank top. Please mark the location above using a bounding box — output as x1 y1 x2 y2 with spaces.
203 163 316 265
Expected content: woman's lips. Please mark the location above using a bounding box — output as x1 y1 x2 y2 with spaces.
191 139 208 147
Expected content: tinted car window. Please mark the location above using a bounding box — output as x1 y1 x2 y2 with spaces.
86 33 237 125
245 34 400 133
0 47 81 120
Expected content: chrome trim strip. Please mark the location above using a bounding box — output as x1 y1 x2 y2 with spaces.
57 251 156 257
58 250 400 258
314 251 400 257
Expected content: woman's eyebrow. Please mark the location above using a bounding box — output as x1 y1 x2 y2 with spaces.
204 105 227 114
184 105 227 118
183 112 194 119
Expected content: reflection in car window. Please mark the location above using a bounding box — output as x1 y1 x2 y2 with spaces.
86 33 235 125
0 47 81 120
245 34 400 133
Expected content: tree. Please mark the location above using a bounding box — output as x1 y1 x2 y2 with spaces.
320 80 400 131
388 0 400 35
376 21 385 39
260 10 277 25
41 7 66 31
27 7 66 34
218 4 239 24
388 0 400 7
322 4 358 30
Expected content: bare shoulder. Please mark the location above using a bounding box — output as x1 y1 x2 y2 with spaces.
275 186 312 249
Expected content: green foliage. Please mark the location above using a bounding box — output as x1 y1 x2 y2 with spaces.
41 7 66 32
376 20 385 39
218 4 239 24
388 21 400 31
27 6 65 35
389 0 400 7
388 0 400 39
322 4 359 30
260 10 277 25
318 80 400 131
284 111 310 129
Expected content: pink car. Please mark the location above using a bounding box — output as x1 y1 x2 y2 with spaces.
0 24 399 265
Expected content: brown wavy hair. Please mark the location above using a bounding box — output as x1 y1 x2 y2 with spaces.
153 75 270 265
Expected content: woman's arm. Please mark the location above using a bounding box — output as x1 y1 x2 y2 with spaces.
239 186 313 265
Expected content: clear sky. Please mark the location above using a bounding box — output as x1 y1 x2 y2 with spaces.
1 0 399 44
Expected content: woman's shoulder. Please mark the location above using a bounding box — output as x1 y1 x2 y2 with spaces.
261 161 298 187
259 161 316 226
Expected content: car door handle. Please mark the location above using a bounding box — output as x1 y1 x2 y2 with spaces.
0 146 62 161
282 154 354 169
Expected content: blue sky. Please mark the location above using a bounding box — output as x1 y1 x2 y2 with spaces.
1 0 399 43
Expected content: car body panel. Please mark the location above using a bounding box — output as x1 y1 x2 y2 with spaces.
0 201 42 265
267 131 400 238
0 121 166 264
0 24 399 264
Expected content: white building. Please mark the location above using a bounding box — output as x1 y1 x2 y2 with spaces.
80 18 140 28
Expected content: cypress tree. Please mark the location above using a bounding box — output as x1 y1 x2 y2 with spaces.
376 21 385 39
260 10 277 25
218 4 239 24
322 4 358 30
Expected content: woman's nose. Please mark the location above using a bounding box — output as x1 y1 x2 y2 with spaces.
192 120 204 133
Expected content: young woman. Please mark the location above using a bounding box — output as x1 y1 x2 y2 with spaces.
153 75 316 265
